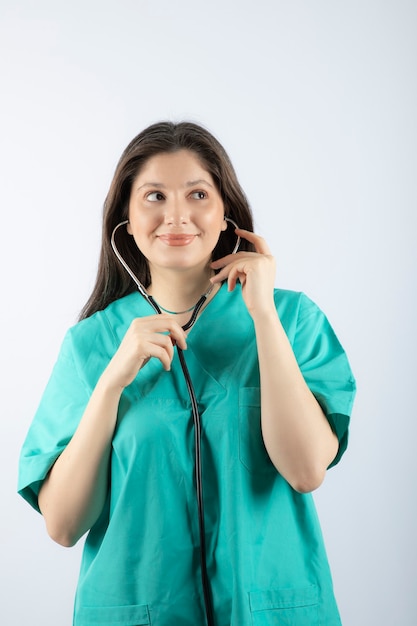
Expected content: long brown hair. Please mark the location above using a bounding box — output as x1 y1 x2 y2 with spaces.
79 121 255 320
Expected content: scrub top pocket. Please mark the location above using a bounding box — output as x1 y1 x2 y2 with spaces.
249 585 319 626
238 387 276 474
76 603 151 625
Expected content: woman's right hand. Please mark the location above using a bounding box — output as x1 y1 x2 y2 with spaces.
39 316 187 547
102 314 187 391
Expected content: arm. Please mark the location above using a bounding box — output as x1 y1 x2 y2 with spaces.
252 307 338 493
38 316 187 547
38 376 120 547
211 230 338 493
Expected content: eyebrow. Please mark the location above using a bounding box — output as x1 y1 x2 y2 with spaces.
136 179 214 192
185 179 214 188
136 182 165 191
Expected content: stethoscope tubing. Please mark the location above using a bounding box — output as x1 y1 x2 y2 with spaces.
177 346 214 625
110 222 218 625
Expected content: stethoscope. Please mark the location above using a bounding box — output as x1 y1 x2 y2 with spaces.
110 218 240 626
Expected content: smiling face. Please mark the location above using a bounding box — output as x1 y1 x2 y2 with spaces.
127 150 227 278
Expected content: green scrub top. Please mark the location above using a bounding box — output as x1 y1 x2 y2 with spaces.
18 284 356 626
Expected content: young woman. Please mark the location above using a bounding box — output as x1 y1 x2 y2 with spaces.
18 121 356 625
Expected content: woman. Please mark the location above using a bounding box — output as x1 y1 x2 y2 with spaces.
18 121 356 625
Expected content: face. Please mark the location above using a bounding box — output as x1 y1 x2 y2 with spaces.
127 150 227 276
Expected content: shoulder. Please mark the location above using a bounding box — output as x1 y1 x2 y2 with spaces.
66 292 149 355
273 288 303 311
273 288 310 325
273 288 321 314
272 289 333 345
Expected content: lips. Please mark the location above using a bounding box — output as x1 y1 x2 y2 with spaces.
157 234 197 246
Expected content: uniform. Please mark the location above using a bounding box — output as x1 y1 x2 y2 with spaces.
18 284 356 625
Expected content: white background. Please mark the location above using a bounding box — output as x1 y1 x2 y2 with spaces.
1 1 416 624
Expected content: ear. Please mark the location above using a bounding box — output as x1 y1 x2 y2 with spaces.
221 217 228 232
126 222 133 235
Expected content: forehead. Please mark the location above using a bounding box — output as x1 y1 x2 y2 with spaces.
134 149 213 183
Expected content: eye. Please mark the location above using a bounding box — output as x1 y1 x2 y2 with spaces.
146 191 165 202
190 190 207 200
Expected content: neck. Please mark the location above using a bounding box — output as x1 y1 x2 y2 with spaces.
147 266 215 314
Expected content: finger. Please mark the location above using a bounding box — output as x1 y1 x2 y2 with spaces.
234 229 271 254
210 251 255 272
212 260 245 286
146 333 180 370
168 326 188 350
210 263 232 283
157 326 187 351
226 266 246 292
211 253 239 270
133 316 187 350
147 342 174 371
157 329 187 352
156 317 188 347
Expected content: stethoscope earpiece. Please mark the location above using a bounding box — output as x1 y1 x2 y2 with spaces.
224 217 241 254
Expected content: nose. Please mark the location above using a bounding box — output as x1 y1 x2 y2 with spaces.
163 197 189 226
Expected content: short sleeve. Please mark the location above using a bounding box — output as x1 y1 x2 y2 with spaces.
291 293 356 467
17 330 91 512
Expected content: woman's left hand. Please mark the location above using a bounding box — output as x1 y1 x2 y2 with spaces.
210 229 276 317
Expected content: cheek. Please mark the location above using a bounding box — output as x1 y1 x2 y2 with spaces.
201 207 225 228
129 211 159 236
214 216 228 237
